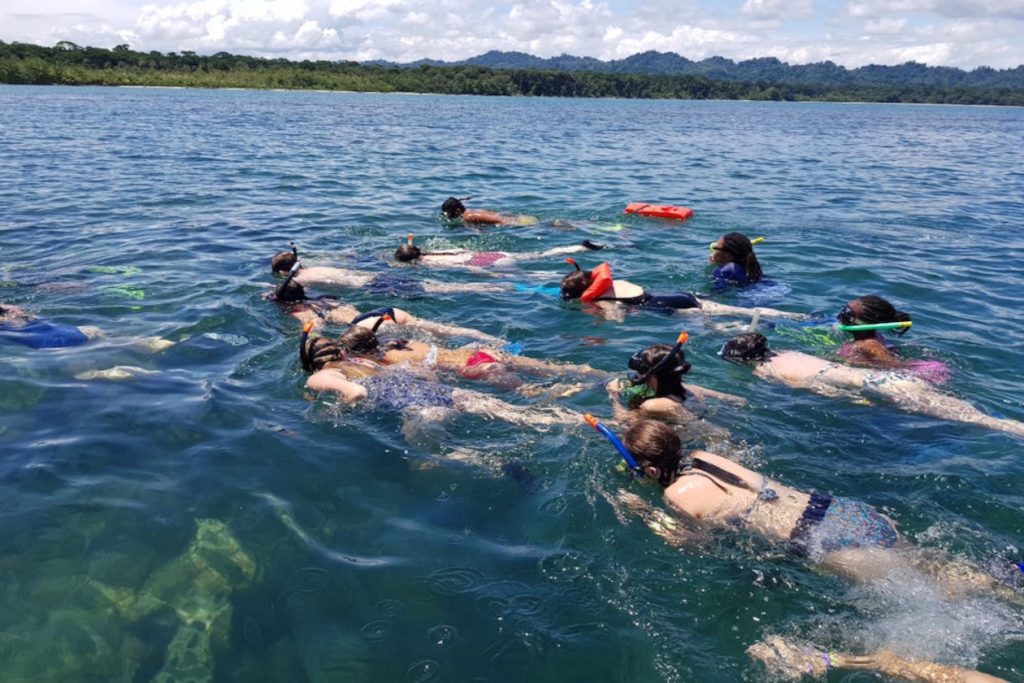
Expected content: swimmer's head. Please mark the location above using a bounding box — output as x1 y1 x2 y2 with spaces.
711 232 763 283
441 197 466 219
339 314 391 355
628 343 690 396
395 233 422 262
560 259 591 299
300 323 345 372
274 278 305 303
623 420 683 488
840 295 911 337
271 242 299 275
721 332 772 363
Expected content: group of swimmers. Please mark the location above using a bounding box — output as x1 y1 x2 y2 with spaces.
4 196 1020 681
265 199 1024 681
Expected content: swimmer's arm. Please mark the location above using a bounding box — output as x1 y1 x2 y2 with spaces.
605 378 634 424
403 317 504 344
615 491 697 547
289 308 324 327
462 209 509 225
306 370 367 403
696 301 808 320
685 383 747 406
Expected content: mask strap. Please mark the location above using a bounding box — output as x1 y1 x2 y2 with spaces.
632 331 689 385
585 414 642 476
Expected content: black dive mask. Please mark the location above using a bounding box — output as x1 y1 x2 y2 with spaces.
837 304 857 326
628 346 691 385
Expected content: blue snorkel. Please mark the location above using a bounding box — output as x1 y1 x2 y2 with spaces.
585 414 642 477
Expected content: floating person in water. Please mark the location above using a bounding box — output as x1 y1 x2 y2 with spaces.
594 418 1019 682
0 302 93 349
559 259 806 322
299 323 580 429
441 196 538 226
721 332 1024 437
331 311 606 390
708 232 763 289
270 269 503 344
835 295 949 383
270 244 509 298
394 233 605 269
604 333 744 432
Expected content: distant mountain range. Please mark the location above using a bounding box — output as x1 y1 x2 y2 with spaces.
368 50 1024 90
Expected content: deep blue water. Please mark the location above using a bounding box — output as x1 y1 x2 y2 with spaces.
1 85 1023 681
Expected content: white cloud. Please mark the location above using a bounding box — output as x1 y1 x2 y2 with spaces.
1 0 1021 68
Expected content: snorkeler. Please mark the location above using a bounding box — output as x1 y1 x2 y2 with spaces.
394 233 605 269
270 244 509 298
709 232 763 289
721 332 1024 437
605 333 745 429
0 302 93 349
270 267 503 343
559 259 806 321
299 323 579 428
590 417 1019 682
333 311 607 387
440 196 537 226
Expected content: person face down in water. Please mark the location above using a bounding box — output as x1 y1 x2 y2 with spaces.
298 322 579 428
393 234 604 269
709 232 763 287
614 419 1020 682
720 332 1024 438
331 310 607 389
440 196 535 227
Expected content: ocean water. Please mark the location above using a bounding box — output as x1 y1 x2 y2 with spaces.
1 85 1023 681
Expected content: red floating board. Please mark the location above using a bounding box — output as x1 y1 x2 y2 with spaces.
624 203 694 221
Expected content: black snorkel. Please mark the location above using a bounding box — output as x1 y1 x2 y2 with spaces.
274 261 303 302
629 331 690 385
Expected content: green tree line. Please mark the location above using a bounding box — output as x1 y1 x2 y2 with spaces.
1 41 1021 106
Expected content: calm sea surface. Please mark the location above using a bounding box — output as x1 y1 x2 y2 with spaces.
1 85 1023 681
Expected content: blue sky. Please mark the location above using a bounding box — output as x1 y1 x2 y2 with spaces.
3 0 1023 69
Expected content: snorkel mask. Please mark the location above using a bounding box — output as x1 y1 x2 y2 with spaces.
835 304 913 333
299 321 345 373
837 303 857 326
274 261 304 302
627 331 691 385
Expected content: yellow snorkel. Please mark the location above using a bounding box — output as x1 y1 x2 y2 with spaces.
710 236 764 252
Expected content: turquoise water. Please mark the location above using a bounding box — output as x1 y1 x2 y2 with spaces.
1 85 1023 681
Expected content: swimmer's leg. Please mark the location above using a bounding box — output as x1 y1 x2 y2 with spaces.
697 301 808 320
748 635 1007 682
451 389 580 427
874 382 1024 438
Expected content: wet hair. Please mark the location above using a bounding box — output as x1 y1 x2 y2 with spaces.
631 343 690 398
560 269 592 300
301 335 344 373
339 325 379 354
719 233 763 284
623 420 683 488
441 197 466 219
721 332 772 363
271 242 299 275
395 243 422 262
274 278 305 303
852 295 912 337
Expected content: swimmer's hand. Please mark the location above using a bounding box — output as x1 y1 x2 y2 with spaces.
606 378 624 396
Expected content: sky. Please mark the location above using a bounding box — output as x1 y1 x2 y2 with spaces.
3 0 1023 69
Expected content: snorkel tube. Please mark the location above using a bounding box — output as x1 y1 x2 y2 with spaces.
836 321 912 333
274 261 302 301
630 331 689 385
584 414 642 476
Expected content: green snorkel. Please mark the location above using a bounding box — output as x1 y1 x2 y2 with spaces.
836 321 912 333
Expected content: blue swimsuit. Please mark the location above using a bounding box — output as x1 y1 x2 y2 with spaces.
712 262 749 289
789 494 898 560
0 319 89 349
361 374 455 411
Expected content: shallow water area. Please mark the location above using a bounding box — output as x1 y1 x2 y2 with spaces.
1 85 1023 681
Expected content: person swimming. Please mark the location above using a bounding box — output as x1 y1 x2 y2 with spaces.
440 196 537 226
299 323 579 429
605 335 745 431
721 332 1024 437
269 245 510 297
596 418 1018 683
394 234 605 269
559 259 806 322
0 302 91 349
709 232 763 289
